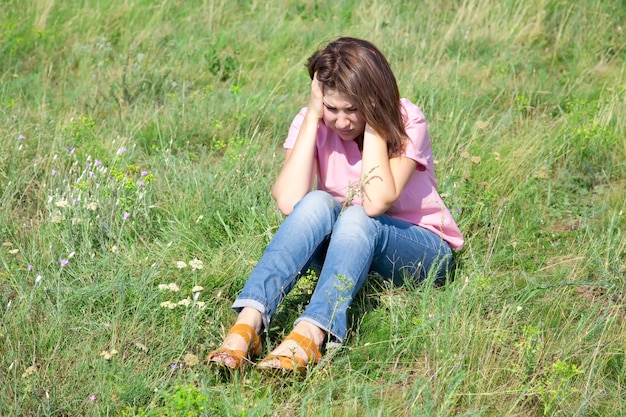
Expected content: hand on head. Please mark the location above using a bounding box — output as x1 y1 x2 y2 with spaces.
308 72 324 120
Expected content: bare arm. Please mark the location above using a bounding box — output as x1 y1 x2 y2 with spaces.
359 124 416 217
271 76 324 215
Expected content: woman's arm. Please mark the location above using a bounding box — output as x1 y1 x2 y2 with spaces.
359 124 416 217
271 76 324 215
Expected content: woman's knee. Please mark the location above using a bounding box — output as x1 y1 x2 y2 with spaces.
296 190 339 209
335 205 377 234
290 190 341 223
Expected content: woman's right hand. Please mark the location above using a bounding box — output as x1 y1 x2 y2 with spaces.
308 73 324 120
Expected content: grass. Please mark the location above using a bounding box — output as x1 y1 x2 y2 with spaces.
1 0 624 415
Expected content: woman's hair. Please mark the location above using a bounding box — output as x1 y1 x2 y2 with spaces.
307 37 407 157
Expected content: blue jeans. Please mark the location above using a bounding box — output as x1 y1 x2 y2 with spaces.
232 190 453 343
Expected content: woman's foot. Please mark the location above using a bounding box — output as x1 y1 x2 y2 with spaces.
208 308 263 369
257 321 325 372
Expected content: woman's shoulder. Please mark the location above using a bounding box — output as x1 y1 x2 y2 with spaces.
400 98 426 123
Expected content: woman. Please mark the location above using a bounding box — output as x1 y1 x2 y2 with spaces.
207 37 463 373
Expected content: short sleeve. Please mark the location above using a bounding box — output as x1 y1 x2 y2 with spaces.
401 99 431 172
284 108 308 149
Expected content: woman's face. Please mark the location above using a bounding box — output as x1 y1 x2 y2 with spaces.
322 89 366 142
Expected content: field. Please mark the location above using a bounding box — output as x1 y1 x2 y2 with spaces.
1 0 624 415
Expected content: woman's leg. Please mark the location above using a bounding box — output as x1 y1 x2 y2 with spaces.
259 205 377 367
231 190 342 328
212 191 340 363
295 205 453 343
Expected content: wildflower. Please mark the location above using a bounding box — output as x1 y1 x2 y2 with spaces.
123 212 131 220
52 169 59 175
35 275 42 284
89 395 97 401
160 301 177 309
66 146 74 153
109 245 118 254
60 258 69 267
22 365 37 378
84 202 98 211
196 301 206 310
169 363 180 371
189 259 204 270
192 285 203 293
51 215 63 223
159 283 181 292
183 353 199 367
94 159 103 167
55 200 70 208
175 261 187 269
99 349 118 360
18 134 25 141
141 170 149 177
8 249 18 255
116 146 127 155
177 298 191 307
28 264 33 271
193 291 201 302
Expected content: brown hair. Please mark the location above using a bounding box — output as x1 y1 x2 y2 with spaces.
307 37 407 157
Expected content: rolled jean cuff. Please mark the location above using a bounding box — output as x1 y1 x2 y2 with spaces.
232 298 270 333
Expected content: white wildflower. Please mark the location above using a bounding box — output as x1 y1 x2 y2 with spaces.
177 298 191 307
175 261 187 269
160 301 177 309
189 259 204 270
183 353 199 367
191 285 204 292
22 365 38 378
99 349 118 360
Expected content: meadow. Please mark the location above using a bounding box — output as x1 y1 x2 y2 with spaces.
0 0 624 415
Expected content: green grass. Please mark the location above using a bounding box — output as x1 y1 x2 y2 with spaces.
1 0 624 415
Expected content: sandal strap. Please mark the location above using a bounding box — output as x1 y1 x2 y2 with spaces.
284 331 322 364
207 323 262 368
227 323 261 352
263 354 306 371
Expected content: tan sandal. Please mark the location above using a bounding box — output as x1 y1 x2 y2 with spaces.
207 323 262 369
258 331 322 374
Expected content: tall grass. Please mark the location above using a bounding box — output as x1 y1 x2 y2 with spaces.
1 0 624 415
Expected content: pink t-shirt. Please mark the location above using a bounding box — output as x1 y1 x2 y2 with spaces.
284 98 464 250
